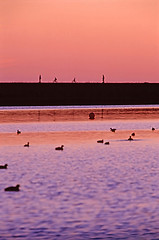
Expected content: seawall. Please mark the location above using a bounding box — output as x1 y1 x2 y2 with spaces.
0 83 159 106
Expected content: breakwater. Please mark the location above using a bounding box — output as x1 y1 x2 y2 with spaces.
0 83 159 106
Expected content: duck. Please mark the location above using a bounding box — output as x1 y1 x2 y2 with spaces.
128 136 133 141
0 164 8 169
17 129 21 135
97 139 104 143
152 127 155 131
24 142 29 147
104 141 110 145
131 132 135 136
4 184 20 192
55 145 64 150
110 128 116 132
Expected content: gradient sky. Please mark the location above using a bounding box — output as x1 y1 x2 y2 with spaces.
0 0 159 83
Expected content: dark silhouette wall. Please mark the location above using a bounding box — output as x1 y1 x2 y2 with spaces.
0 83 159 106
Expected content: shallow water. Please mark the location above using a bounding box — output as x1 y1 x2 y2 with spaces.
0 106 159 239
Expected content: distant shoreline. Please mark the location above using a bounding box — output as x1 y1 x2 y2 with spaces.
1 107 159 123
0 83 159 106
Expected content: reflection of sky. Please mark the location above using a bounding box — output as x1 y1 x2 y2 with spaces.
1 129 159 238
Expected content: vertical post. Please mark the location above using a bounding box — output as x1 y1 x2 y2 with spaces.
39 75 42 83
102 75 105 83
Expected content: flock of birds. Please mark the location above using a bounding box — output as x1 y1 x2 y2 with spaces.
0 126 156 192
0 129 65 192
97 127 156 144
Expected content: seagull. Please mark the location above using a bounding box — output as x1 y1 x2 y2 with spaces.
24 142 29 147
97 139 104 143
55 145 64 150
0 164 8 169
4 184 20 191
110 128 116 132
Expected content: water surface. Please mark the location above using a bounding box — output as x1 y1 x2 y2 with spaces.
0 106 159 239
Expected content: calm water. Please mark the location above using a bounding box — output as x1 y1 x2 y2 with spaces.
0 106 159 239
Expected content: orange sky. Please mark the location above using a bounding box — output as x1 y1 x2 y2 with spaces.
0 0 159 83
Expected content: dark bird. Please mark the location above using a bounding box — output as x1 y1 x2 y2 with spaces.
17 129 21 135
55 145 64 150
24 142 29 147
0 164 8 169
97 139 104 143
110 128 116 132
105 141 110 145
4 184 20 192
128 136 133 141
131 132 135 136
152 127 155 131
89 112 95 120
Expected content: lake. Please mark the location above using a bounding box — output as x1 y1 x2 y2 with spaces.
0 105 159 239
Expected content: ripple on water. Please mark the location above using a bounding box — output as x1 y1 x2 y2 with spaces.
1 120 159 239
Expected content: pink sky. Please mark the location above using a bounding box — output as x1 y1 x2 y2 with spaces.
0 0 159 83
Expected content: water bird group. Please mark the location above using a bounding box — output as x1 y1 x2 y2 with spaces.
4 184 20 192
55 145 64 150
0 164 8 169
97 140 110 145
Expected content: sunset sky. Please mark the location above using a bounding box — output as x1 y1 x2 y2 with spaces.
0 0 159 83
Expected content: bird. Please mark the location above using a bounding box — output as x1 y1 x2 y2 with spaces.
55 145 64 150
89 112 95 120
110 128 116 132
128 136 133 141
97 139 104 143
17 129 21 135
24 142 29 147
4 184 20 192
105 141 110 145
152 127 155 131
131 132 135 136
0 164 8 169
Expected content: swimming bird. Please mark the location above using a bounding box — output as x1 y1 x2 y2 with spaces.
128 136 133 141
55 145 64 150
4 184 20 191
0 164 8 169
131 132 135 136
152 127 155 131
24 142 29 147
104 141 110 145
89 112 95 120
110 128 116 132
97 139 104 143
17 129 21 135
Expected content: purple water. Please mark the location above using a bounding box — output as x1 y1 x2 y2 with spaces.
0 106 159 239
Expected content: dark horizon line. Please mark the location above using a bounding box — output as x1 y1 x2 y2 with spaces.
0 81 158 84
